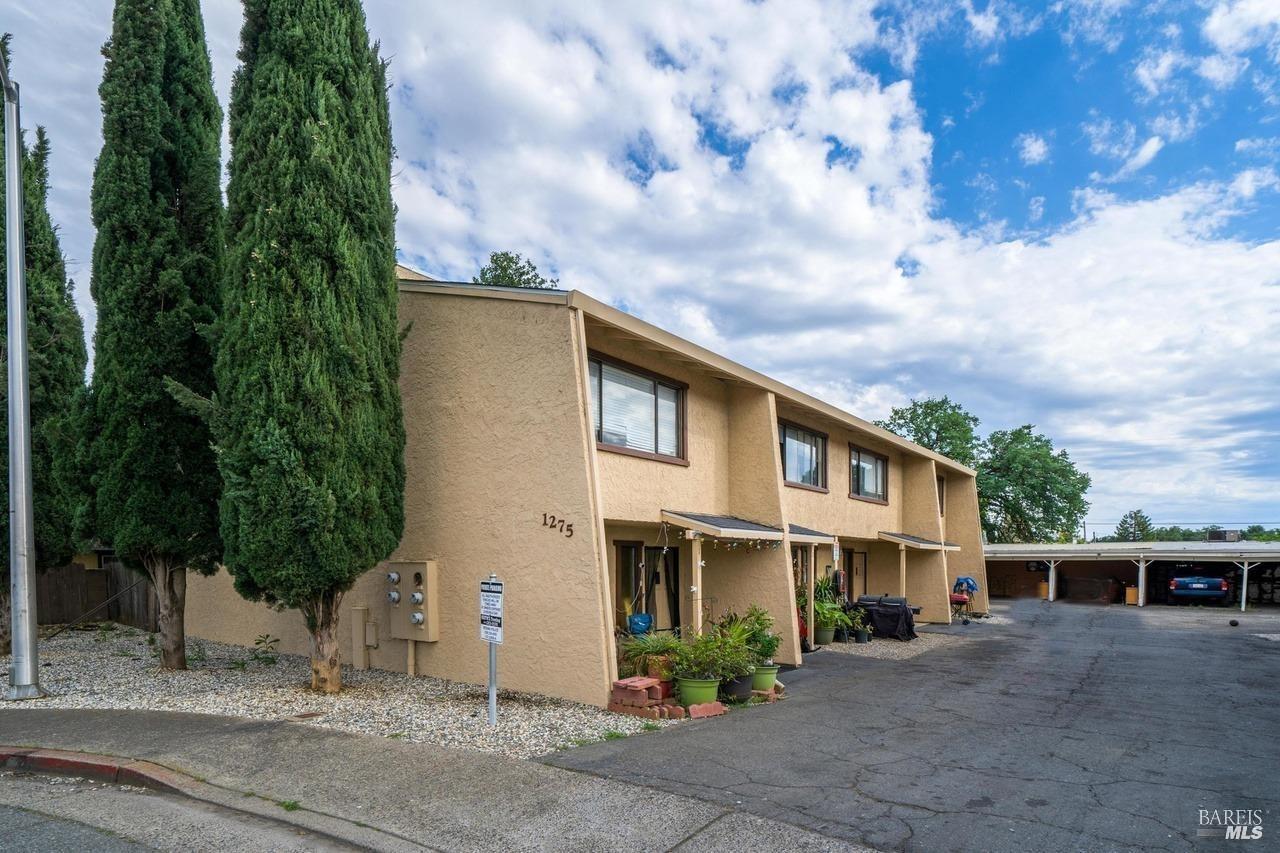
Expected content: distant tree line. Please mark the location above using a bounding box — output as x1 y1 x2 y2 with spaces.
876 397 1091 544
1094 509 1280 542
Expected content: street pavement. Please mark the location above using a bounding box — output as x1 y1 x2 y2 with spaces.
0 707 865 851
546 600 1280 852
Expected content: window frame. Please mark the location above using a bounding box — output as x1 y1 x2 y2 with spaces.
588 351 689 466
778 420 829 492
849 444 889 504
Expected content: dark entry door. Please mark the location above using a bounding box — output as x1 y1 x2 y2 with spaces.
843 549 868 603
645 546 680 632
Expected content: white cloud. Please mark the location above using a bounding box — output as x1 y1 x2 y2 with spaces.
1015 132 1050 164
1150 108 1200 143
1203 0 1280 56
1134 48 1186 97
1235 136 1280 157
1197 52 1251 87
1082 114 1137 159
1028 195 1046 222
1111 136 1165 179
963 1 1001 44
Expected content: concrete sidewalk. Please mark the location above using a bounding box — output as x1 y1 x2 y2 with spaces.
0 709 865 852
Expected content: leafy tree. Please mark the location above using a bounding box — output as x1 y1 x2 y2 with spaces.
86 0 222 669
217 0 404 692
1113 509 1154 541
473 250 558 288
0 38 89 654
875 397 980 468
977 426 1091 543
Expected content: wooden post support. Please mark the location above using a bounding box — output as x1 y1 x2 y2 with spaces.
690 534 704 635
806 544 815 645
898 544 907 598
1137 558 1147 607
1047 560 1058 602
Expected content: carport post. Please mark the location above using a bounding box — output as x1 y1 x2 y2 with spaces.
1236 561 1257 613
1137 558 1147 607
1046 560 1058 602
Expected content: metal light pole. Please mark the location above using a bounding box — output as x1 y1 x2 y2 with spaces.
1 54 42 700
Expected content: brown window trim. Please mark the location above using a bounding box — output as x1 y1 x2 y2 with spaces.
778 418 828 491
849 443 890 503
785 480 829 494
588 349 689 464
597 442 690 467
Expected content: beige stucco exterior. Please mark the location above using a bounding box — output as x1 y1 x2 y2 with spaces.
186 275 988 707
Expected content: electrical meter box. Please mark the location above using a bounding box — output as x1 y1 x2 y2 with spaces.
384 560 439 642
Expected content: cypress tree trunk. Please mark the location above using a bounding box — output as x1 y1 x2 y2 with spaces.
219 0 404 693
146 558 188 670
305 591 343 693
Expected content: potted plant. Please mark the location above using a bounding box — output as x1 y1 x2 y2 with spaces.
620 632 683 680
848 607 872 644
672 632 732 706
711 613 758 702
743 605 782 691
813 598 851 645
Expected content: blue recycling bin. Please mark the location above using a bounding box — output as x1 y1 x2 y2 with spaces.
627 613 653 635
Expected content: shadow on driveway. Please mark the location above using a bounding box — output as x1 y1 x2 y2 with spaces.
544 600 1280 852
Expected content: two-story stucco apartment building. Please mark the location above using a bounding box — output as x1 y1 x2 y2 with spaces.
186 269 987 706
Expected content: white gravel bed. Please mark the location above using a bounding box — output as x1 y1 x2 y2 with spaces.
818 632 968 660
0 624 675 760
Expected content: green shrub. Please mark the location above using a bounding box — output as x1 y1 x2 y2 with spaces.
620 633 683 679
673 629 754 681
814 597 852 629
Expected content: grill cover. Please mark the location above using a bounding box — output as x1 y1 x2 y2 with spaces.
854 598 918 641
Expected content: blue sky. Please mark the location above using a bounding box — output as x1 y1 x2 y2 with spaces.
5 0 1280 535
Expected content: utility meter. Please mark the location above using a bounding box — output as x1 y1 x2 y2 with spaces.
385 560 439 642
387 590 400 604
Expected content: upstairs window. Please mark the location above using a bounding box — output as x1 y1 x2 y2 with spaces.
589 355 683 460
850 445 888 502
779 422 827 489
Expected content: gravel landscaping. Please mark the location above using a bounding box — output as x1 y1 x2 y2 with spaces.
0 624 676 760
818 631 968 660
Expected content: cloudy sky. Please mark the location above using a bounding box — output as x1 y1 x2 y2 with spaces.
6 0 1280 534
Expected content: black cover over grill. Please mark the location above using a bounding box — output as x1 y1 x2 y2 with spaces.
853 596 918 641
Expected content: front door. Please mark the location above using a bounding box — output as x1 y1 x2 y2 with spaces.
645 546 680 632
842 548 868 603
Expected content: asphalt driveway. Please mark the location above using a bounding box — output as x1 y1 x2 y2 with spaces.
545 600 1280 852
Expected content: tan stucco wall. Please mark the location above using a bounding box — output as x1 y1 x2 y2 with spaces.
188 292 615 707
899 458 951 623
943 475 990 613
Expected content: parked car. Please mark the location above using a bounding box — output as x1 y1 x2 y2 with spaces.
1168 575 1230 605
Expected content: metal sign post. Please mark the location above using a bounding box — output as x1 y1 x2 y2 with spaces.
1 54 41 701
480 574 504 726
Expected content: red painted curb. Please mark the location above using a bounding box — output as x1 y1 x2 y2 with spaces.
1 745 185 794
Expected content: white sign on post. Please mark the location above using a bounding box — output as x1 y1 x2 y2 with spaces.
480 578 504 645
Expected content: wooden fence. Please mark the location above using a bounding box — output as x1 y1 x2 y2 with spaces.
34 553 158 632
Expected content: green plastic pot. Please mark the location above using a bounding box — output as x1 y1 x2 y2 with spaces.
752 665 780 691
813 626 836 645
676 677 720 706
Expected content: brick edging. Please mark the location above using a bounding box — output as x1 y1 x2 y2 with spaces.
0 745 186 793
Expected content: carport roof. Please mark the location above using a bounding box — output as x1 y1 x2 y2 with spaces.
984 541 1280 562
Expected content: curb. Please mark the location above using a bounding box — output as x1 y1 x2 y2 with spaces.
0 745 430 851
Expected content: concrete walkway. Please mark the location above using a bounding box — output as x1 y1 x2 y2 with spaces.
0 708 865 852
547 600 1280 852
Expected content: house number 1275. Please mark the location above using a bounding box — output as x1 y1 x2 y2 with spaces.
542 513 574 538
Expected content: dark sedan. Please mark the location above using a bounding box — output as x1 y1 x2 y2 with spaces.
1168 575 1230 604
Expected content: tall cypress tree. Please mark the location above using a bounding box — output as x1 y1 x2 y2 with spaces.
218 0 404 692
88 0 222 669
0 38 89 654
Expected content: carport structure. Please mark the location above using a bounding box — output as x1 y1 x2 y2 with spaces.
985 541 1280 611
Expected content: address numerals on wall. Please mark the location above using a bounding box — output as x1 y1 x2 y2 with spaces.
542 513 574 538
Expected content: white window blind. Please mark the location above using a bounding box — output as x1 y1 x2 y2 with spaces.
591 358 682 458
657 385 678 456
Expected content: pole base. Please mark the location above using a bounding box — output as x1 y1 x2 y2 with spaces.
4 682 45 701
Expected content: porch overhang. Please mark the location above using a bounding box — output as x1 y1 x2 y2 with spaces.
879 531 961 552
788 523 838 546
661 510 786 540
